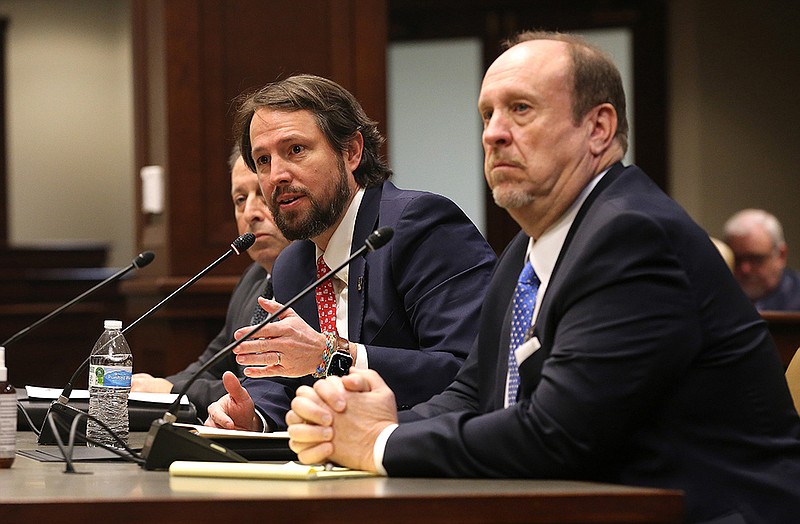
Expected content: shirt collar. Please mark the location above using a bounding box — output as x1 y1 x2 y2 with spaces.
316 187 365 283
527 168 609 286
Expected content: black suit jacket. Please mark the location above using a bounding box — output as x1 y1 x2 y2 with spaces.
387 164 800 524
167 263 268 420
243 181 497 429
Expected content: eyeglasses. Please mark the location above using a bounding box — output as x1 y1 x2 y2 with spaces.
734 251 777 267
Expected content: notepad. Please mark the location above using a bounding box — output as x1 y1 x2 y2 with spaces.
169 460 378 480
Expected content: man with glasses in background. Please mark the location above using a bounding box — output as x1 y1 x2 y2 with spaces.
724 208 800 311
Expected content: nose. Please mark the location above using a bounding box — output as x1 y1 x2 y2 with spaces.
243 194 266 223
266 156 292 187
482 111 511 148
737 261 752 274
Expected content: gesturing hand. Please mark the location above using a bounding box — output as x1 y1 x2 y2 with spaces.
232 297 329 378
204 371 262 432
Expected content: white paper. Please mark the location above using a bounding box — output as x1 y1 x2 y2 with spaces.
515 336 541 365
172 423 288 439
25 385 189 405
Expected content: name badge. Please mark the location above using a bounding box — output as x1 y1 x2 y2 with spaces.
515 336 541 365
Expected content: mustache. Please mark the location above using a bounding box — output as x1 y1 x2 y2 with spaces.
271 185 310 204
487 154 523 170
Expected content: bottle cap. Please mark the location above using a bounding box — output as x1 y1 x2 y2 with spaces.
103 320 123 330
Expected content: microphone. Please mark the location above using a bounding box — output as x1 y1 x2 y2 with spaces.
139 226 394 470
37 233 255 445
2 251 155 348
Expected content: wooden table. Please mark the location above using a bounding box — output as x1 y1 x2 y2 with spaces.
1 433 682 523
762 310 800 367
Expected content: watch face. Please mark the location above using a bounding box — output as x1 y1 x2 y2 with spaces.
327 351 353 377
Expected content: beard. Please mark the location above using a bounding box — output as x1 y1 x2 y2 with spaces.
491 186 534 209
270 163 353 241
489 171 534 209
486 156 534 209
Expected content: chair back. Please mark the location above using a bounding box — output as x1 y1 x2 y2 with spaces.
786 347 800 414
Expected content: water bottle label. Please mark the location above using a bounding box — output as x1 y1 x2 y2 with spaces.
89 364 132 387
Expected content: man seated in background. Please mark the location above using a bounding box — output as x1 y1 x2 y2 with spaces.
131 146 290 419
286 31 800 524
724 208 800 311
205 74 496 431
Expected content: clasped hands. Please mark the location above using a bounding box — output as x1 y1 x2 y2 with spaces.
286 368 399 472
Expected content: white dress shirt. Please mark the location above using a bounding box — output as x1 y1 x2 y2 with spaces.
315 187 368 368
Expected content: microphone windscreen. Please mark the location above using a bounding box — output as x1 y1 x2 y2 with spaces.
133 251 156 269
365 227 394 251
231 232 256 254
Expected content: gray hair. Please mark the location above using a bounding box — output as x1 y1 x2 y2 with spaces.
724 208 785 250
227 142 241 172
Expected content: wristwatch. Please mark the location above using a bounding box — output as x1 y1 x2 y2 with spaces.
325 335 353 377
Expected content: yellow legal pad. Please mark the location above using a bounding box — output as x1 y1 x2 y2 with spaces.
169 460 378 480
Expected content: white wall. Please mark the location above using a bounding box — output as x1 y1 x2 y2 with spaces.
387 39 486 233
0 0 134 267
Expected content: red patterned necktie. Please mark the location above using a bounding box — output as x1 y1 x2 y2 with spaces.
316 255 338 334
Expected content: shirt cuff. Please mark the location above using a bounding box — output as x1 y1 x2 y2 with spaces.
354 343 368 369
254 408 270 433
373 423 398 476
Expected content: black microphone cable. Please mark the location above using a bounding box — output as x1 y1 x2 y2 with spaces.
34 233 255 446
138 227 393 469
161 226 393 421
2 251 155 348
56 233 256 405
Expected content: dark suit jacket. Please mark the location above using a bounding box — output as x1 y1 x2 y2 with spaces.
386 164 800 524
243 181 496 429
755 268 800 311
167 263 268 420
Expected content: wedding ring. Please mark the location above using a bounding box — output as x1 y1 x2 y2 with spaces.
273 352 282 366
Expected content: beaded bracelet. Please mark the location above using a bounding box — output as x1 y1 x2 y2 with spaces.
313 332 338 378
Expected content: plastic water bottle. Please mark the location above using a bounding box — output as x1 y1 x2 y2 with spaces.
87 320 132 448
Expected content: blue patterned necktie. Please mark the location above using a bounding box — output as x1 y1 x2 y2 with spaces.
249 274 274 325
507 260 539 406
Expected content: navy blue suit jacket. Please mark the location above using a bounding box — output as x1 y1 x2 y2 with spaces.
386 164 800 523
243 181 496 429
755 268 800 311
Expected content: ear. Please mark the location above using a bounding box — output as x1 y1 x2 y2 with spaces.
778 243 789 263
587 103 617 156
344 130 365 174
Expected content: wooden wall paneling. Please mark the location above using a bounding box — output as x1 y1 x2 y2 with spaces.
126 0 388 384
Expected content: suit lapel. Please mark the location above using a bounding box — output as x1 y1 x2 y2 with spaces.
517 162 625 398
291 241 321 331
347 183 383 341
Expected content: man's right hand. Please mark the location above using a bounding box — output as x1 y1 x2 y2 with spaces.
204 371 263 432
131 373 173 393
